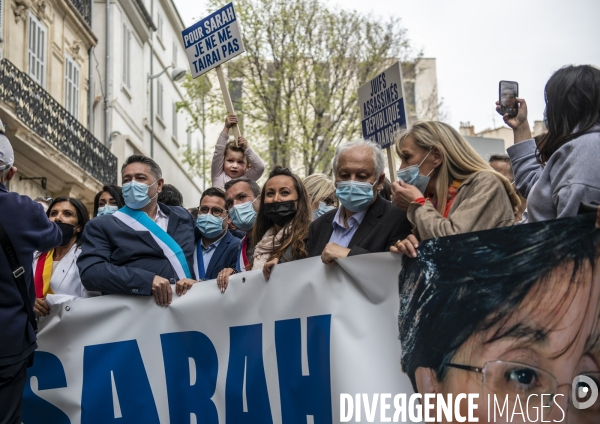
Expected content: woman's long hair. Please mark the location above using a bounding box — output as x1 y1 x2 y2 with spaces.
537 65 600 164
250 166 311 266
46 196 90 247
395 121 520 215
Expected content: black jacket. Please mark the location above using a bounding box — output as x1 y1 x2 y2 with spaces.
199 230 241 280
307 195 411 258
0 183 62 361
77 203 196 295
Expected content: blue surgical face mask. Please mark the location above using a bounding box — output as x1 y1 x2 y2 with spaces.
335 180 376 213
122 179 157 209
313 201 335 220
397 149 434 193
196 214 225 238
97 205 119 216
229 198 258 231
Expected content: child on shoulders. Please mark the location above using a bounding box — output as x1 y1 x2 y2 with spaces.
211 114 265 190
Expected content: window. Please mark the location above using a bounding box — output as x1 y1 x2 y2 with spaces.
122 24 131 89
172 41 177 67
156 79 163 119
172 102 178 138
28 14 47 87
65 56 80 118
157 13 163 40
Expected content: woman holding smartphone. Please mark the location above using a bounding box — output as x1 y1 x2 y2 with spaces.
499 64 600 222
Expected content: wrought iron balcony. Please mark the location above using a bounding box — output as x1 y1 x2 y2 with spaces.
0 59 117 185
71 0 92 26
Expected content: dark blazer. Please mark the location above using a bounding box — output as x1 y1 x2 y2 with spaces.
0 183 62 360
77 203 196 296
201 231 241 280
307 195 412 258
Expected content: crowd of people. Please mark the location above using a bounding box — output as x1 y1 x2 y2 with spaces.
0 64 599 421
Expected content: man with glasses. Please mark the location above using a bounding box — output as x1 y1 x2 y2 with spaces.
187 187 240 289
398 213 600 423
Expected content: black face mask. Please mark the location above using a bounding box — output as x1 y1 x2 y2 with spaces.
264 200 297 227
56 222 75 246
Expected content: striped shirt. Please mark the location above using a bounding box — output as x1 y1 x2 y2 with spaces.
328 207 368 248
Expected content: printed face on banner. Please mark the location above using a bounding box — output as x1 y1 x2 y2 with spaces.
398 213 600 423
357 62 408 149
181 2 246 78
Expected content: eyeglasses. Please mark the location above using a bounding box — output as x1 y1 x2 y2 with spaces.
446 361 600 423
199 206 227 217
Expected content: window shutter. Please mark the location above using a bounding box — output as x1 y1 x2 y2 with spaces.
122 24 131 89
172 103 177 138
65 56 80 118
157 80 163 118
28 15 47 87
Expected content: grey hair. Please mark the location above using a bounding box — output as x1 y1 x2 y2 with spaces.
488 153 511 164
332 139 386 177
121 154 162 180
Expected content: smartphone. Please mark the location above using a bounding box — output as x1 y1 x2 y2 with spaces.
499 80 518 117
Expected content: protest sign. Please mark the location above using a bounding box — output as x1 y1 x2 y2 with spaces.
22 254 416 423
358 62 407 180
182 2 246 139
182 3 245 78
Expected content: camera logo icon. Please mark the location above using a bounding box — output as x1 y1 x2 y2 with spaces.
572 375 598 410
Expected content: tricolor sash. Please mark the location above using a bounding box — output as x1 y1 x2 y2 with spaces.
114 207 192 280
236 236 249 272
34 249 54 298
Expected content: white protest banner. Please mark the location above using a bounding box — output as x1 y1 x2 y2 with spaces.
182 2 245 78
22 253 417 423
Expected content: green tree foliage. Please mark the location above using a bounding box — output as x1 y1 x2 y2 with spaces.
185 0 419 176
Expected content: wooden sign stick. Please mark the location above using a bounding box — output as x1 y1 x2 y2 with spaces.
215 64 241 144
386 146 397 182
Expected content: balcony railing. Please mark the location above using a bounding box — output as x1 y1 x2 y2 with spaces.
71 0 92 26
0 59 117 185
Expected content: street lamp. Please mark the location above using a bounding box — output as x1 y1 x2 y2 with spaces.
148 65 187 158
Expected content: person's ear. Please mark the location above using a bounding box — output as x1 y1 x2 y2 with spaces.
415 367 439 396
431 148 443 168
375 173 385 191
6 166 17 182
156 178 164 193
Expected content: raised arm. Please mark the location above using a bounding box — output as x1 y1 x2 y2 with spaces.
407 172 514 240
211 115 238 181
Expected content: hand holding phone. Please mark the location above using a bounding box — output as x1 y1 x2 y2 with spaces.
499 80 519 117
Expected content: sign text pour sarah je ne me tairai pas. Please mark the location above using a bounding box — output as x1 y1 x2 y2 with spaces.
358 62 407 149
182 3 246 78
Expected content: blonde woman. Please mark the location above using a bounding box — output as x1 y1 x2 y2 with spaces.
391 121 520 257
302 173 336 220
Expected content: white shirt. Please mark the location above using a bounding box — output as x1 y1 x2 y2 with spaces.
154 207 169 232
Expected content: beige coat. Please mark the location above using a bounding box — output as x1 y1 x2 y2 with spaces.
407 171 514 240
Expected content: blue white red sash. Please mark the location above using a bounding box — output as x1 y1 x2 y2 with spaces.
114 206 192 280
236 236 249 272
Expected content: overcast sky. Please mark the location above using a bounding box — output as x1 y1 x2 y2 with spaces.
173 0 600 133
